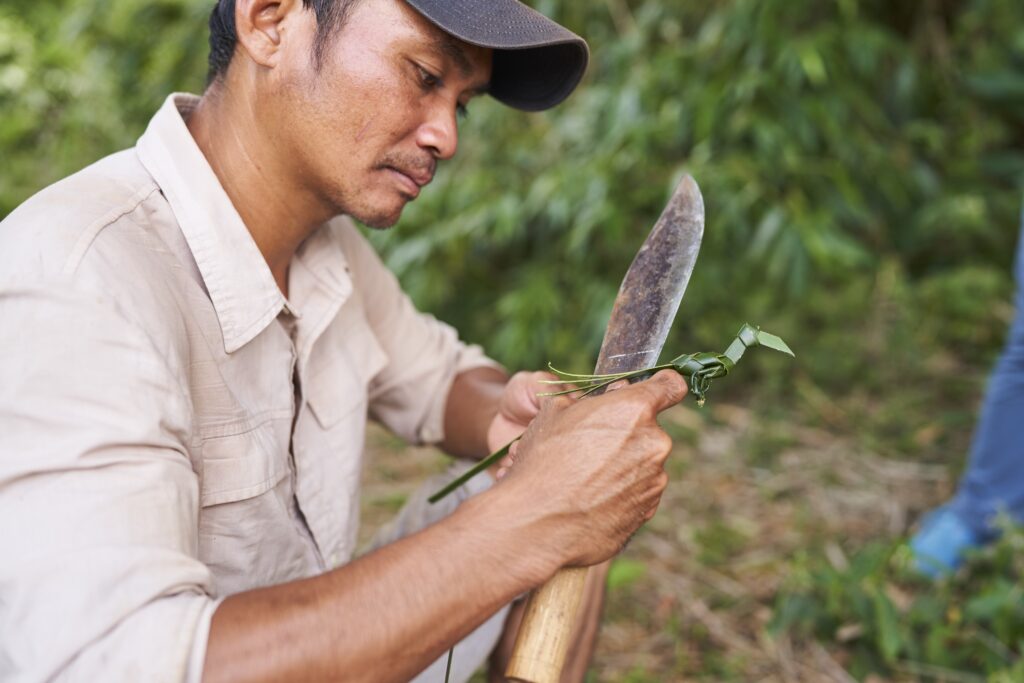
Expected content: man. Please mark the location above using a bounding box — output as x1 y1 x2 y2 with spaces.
0 0 687 681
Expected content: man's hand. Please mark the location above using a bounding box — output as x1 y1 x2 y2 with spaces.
485 370 556 452
488 369 688 567
442 367 557 462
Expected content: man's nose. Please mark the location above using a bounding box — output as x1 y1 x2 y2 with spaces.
416 104 459 160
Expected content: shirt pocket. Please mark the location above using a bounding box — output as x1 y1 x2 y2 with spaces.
305 318 389 429
198 413 292 506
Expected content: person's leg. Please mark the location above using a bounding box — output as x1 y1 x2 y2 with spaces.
912 209 1024 574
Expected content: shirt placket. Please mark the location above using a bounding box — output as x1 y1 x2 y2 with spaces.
287 257 354 567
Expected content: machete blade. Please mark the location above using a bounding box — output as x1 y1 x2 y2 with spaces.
594 174 705 375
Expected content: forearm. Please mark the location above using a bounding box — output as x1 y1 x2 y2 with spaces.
440 366 509 459
202 489 559 683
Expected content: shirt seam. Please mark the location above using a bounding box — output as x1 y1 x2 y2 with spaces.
60 183 163 277
198 408 294 440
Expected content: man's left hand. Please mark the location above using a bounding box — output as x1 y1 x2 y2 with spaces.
486 371 556 452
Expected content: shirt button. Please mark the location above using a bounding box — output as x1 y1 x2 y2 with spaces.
330 553 340 567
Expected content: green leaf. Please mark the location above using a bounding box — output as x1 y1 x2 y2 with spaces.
870 587 903 664
755 329 796 356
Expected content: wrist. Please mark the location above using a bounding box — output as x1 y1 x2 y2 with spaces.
453 484 566 587
442 367 508 458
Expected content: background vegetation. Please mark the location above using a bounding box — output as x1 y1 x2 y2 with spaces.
3 0 1024 679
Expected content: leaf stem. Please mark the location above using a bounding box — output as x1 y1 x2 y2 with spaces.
428 439 516 504
444 647 454 683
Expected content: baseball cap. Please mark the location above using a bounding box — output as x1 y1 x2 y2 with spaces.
404 0 589 111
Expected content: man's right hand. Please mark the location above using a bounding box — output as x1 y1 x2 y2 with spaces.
492 369 688 568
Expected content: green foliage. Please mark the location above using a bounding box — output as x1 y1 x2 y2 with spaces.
0 0 209 213
772 525 1024 679
695 518 748 567
606 557 647 592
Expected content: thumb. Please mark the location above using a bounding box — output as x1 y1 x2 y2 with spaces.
644 369 688 413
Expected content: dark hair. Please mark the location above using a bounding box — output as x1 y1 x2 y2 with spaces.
206 0 358 84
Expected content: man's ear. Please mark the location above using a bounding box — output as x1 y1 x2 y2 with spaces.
234 0 302 69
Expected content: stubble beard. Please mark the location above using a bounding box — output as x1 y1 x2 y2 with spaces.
320 171 404 230
314 148 435 230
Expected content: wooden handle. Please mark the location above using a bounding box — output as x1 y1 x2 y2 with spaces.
505 567 589 683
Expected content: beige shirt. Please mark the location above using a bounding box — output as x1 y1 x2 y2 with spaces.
0 94 497 682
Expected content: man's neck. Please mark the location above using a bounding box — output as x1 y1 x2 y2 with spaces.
186 83 332 297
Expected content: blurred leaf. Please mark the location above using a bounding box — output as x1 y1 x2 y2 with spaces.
607 558 647 591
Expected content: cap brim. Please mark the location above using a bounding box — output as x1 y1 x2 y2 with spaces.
404 0 589 111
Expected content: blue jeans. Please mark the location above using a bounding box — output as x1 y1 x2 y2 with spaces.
947 210 1024 538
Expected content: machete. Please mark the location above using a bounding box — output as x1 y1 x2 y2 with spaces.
506 174 705 683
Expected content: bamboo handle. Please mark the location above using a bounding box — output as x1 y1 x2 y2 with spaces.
505 566 589 683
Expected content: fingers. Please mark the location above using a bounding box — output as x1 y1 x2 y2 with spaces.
494 440 519 480
635 369 688 414
536 388 576 412
642 472 670 521
505 371 545 422
648 427 674 467
534 370 559 385
498 372 678 567
504 370 562 419
525 371 559 409
585 369 686 427
605 378 630 392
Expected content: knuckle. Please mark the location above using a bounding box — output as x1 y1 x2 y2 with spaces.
508 371 530 394
553 392 575 408
654 429 673 454
540 393 571 413
641 429 672 463
658 369 688 401
535 369 558 383
630 393 656 421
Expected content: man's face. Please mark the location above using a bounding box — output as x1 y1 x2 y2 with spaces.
267 0 492 228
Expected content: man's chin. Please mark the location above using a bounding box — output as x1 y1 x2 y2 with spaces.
357 210 402 230
343 201 406 230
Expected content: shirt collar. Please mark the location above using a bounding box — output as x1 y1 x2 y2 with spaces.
135 93 288 354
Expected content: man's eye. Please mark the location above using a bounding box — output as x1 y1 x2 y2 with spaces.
416 65 441 89
456 103 469 120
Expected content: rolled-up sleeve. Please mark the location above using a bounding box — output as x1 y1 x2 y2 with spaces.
0 287 217 682
338 225 503 445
